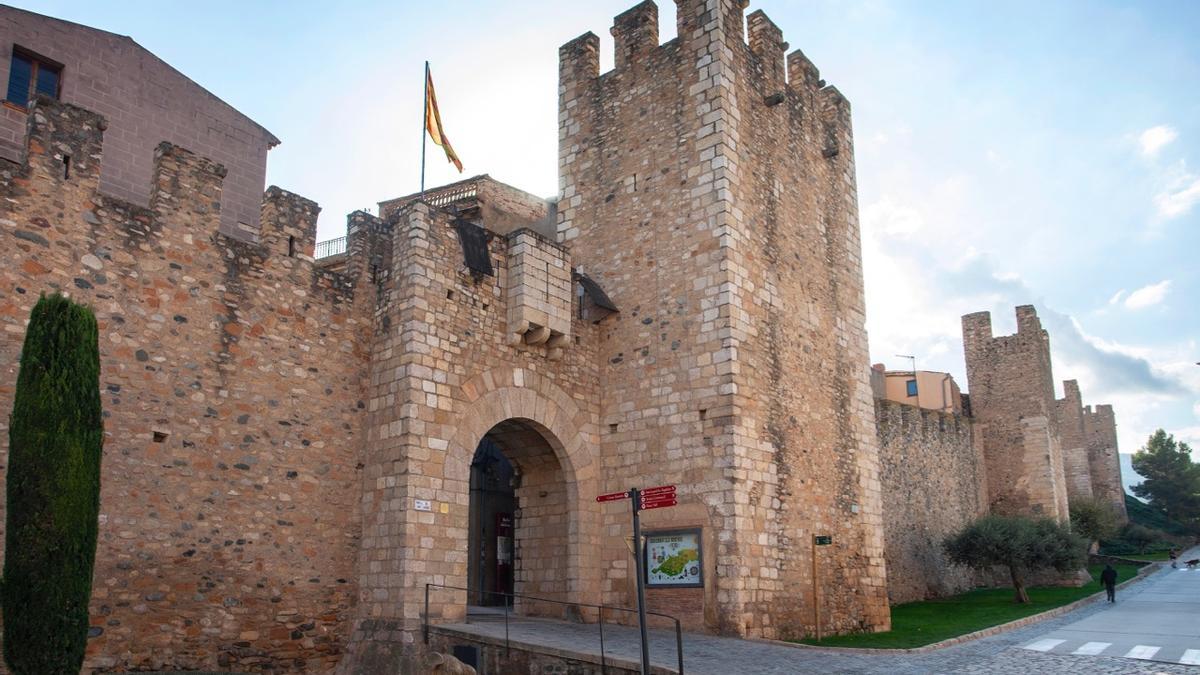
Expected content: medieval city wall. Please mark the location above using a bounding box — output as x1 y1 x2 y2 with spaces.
1056 379 1095 505
1084 404 1128 522
876 400 987 604
339 203 606 671
557 0 889 639
0 99 367 671
962 306 1070 522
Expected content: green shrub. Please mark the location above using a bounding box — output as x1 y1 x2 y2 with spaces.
2 294 103 674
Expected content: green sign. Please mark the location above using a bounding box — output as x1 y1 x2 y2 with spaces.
814 535 832 546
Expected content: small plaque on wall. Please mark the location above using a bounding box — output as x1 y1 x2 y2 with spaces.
645 529 703 588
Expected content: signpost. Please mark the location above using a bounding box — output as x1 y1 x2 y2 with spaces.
812 534 832 641
596 484 677 675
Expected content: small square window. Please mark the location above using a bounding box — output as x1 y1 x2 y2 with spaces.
6 47 62 108
905 379 918 397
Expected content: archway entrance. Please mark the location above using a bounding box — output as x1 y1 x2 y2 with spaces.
466 418 571 612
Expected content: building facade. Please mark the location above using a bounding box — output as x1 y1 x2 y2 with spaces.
0 5 278 238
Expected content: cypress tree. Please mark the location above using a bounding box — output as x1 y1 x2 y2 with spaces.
3 294 103 674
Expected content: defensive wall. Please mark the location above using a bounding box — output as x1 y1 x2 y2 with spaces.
558 0 889 639
875 400 987 604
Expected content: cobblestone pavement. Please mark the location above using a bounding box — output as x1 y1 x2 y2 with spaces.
443 562 1200 673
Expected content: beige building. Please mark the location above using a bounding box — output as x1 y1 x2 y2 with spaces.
871 364 963 414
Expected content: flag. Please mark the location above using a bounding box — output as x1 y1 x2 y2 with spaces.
425 66 463 173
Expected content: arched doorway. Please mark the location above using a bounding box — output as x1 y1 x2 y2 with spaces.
467 418 572 613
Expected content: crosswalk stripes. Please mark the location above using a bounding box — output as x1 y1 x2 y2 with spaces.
1071 641 1110 655
1022 639 1200 664
1124 645 1161 660
1023 638 1065 652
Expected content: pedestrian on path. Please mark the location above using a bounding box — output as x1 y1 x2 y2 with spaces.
1170 548 1178 569
1100 564 1118 602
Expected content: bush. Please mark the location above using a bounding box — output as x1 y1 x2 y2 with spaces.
1070 497 1121 551
944 515 1088 603
2 294 103 674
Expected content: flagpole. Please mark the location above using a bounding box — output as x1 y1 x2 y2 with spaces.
420 60 429 198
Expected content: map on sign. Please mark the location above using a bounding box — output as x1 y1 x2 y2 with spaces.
645 530 702 587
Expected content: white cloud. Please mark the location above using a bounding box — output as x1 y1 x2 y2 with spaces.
1123 280 1171 309
1155 172 1200 218
1108 289 1126 306
1138 125 1178 158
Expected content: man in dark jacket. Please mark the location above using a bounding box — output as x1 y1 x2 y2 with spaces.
1100 564 1118 602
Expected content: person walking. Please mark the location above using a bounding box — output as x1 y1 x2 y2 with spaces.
1170 548 1178 569
1100 564 1118 603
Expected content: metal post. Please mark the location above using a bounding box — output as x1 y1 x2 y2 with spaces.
423 583 430 645
420 60 429 197
504 592 510 656
675 617 684 675
599 605 607 674
811 536 821 642
631 487 650 675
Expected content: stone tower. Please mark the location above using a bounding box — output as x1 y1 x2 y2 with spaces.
559 0 889 638
1057 379 1095 504
1084 404 1128 522
962 306 1070 521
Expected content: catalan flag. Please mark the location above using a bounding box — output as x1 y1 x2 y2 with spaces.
424 64 463 173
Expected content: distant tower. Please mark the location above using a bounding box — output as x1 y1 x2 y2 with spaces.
559 0 889 638
1084 404 1128 522
962 306 1070 521
1057 380 1095 504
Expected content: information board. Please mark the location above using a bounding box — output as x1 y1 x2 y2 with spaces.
644 529 703 588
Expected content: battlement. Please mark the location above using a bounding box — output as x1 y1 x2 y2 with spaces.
561 1 843 98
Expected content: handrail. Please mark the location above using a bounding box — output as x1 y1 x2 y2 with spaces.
424 582 684 675
314 236 347 259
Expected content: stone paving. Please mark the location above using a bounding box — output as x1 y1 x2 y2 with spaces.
442 562 1200 673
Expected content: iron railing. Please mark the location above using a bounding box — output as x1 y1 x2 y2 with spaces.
423 582 684 674
314 236 347 259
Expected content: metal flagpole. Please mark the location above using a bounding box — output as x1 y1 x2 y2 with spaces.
420 60 429 198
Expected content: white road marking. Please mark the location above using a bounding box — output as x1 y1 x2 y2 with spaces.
1023 638 1066 652
1072 641 1111 655
1125 645 1161 660
1180 649 1200 665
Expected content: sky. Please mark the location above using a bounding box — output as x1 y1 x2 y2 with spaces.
11 0 1200 461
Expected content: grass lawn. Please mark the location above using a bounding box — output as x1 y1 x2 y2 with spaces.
1121 551 1171 561
796 563 1142 649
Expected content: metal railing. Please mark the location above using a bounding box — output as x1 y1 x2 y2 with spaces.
426 184 478 207
424 582 684 674
314 236 347 259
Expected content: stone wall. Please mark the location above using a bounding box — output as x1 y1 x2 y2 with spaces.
1084 404 1128 522
0 6 278 238
876 400 987 604
557 0 889 639
0 99 363 671
962 306 1070 522
1057 380 1095 504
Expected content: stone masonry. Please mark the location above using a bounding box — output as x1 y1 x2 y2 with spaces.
557 0 889 639
962 306 1071 522
1083 403 1128 522
876 400 987 604
1057 379 1095 505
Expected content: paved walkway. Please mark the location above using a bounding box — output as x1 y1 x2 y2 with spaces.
440 560 1200 673
1019 550 1200 666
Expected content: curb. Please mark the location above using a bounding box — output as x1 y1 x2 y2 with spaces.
765 561 1163 655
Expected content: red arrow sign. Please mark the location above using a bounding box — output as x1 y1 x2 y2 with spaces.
640 496 677 510
596 491 631 503
641 485 676 497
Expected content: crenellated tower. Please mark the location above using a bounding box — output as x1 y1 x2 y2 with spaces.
1083 404 1128 522
559 0 889 638
962 306 1070 522
1057 379 1095 504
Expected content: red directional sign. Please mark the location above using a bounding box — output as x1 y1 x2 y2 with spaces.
640 496 677 510
641 485 676 497
596 491 631 503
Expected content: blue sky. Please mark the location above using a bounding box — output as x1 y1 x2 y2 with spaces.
13 0 1200 460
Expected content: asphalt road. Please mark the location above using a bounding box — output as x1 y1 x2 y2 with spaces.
1021 551 1200 666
